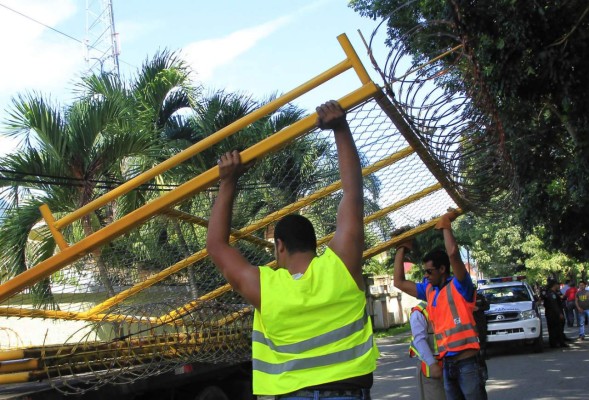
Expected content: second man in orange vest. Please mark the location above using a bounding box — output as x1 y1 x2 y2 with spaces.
394 211 488 400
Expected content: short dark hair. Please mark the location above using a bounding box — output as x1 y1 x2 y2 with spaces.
274 214 317 254
423 250 450 272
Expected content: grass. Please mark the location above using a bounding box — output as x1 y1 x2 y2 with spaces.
374 323 412 343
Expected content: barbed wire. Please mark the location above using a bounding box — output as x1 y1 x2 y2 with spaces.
0 58 466 395
366 7 517 213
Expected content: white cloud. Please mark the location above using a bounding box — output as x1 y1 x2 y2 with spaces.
0 0 83 96
181 15 291 81
0 0 83 155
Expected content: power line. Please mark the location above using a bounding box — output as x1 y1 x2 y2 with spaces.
0 168 169 187
0 2 136 69
0 169 180 191
0 176 176 192
0 168 323 193
0 2 83 44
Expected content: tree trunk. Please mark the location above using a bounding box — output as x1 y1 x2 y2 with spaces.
82 215 116 298
171 219 199 298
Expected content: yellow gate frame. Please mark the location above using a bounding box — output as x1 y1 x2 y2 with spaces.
0 33 466 325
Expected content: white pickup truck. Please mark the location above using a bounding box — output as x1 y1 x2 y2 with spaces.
477 277 543 353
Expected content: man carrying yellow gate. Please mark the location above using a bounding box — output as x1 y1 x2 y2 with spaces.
206 100 379 399
393 212 488 400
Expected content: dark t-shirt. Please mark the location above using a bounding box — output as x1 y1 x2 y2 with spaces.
544 290 563 318
576 289 589 310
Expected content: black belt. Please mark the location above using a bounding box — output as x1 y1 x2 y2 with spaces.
276 389 366 399
445 353 478 364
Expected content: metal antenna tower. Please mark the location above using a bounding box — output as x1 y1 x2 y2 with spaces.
85 0 120 76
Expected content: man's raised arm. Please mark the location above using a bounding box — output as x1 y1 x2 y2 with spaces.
393 241 418 298
318 101 365 289
206 150 260 309
435 210 467 282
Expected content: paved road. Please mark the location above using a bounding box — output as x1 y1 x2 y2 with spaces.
372 322 588 399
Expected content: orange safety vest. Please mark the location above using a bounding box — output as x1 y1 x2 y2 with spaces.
426 280 479 358
408 303 443 377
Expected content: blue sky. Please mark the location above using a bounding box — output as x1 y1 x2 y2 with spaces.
0 0 390 155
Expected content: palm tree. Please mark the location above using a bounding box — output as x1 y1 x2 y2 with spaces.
160 91 315 295
164 91 385 287
0 51 196 307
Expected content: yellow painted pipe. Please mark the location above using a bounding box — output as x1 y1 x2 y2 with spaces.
0 82 379 308
0 306 158 324
52 33 366 233
337 33 371 85
0 359 39 374
87 130 403 318
395 44 464 81
162 209 273 249
39 204 69 250
362 209 463 260
0 350 26 363
362 184 443 225
0 371 30 384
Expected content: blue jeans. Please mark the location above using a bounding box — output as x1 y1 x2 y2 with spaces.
579 309 589 337
565 301 577 326
443 355 488 400
276 389 371 399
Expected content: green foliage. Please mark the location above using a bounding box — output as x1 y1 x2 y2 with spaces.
0 49 385 308
0 51 196 305
350 0 589 261
454 212 587 285
363 257 391 276
407 225 445 266
387 221 446 281
373 322 411 339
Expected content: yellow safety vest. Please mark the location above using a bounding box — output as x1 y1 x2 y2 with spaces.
252 247 379 395
408 303 441 377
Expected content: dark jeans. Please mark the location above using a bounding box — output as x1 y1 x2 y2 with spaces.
547 315 566 346
275 389 371 400
565 301 578 326
443 355 488 400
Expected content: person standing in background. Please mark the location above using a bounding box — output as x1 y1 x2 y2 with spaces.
560 279 571 325
564 282 578 327
575 281 589 340
544 280 569 348
394 211 487 400
409 301 446 400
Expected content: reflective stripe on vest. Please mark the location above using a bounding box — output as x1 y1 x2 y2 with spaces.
436 323 477 341
438 336 479 354
252 312 369 354
253 333 375 374
409 303 438 356
252 248 379 395
409 303 440 377
427 280 479 357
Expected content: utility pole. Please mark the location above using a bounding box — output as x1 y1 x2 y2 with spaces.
85 0 120 76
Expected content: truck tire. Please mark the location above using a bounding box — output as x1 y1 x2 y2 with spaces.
194 386 229 400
